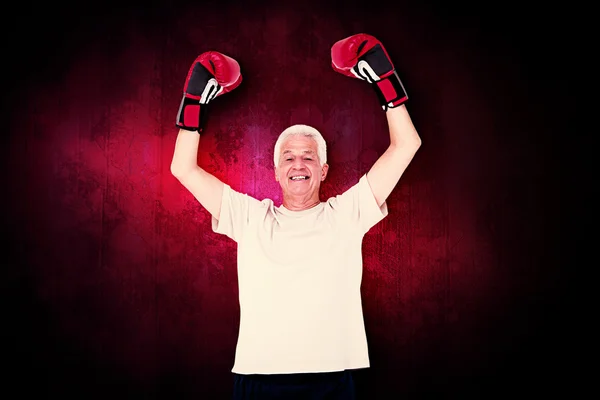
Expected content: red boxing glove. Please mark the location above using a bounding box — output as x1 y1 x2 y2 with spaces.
176 51 242 132
331 33 408 111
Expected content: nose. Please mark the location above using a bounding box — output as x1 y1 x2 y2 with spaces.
292 158 305 169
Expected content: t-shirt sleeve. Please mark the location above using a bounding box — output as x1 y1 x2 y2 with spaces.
328 174 389 234
211 183 262 242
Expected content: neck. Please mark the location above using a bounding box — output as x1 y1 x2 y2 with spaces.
282 193 320 211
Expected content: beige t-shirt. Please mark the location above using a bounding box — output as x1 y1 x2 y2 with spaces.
212 174 388 374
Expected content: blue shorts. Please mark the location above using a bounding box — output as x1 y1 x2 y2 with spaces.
232 370 356 399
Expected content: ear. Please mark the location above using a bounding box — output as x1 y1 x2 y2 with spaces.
274 167 279 182
321 163 329 181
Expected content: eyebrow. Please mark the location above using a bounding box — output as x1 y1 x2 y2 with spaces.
282 150 315 155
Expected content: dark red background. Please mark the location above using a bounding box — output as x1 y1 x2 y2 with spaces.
2 0 571 398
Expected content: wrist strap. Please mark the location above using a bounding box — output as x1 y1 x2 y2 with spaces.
373 70 408 111
176 95 209 133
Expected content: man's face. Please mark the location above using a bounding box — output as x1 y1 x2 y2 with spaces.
275 135 329 198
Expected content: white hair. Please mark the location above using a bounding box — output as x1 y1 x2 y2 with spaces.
273 124 327 167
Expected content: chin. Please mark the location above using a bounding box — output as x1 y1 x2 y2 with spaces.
287 188 309 195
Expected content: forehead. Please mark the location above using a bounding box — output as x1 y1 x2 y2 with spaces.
281 136 317 152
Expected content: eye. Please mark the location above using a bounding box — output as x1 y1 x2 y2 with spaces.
304 158 313 161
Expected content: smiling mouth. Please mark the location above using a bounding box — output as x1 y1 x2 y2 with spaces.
289 176 309 181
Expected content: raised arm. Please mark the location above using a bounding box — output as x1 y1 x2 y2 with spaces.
170 51 243 220
331 33 421 206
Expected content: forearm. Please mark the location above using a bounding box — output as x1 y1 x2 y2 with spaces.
386 105 421 149
170 129 201 176
367 105 421 206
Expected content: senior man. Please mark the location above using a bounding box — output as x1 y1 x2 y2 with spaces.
171 33 421 399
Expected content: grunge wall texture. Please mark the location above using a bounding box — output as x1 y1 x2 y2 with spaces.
2 0 571 398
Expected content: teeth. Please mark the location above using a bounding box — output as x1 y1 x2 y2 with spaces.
290 176 308 180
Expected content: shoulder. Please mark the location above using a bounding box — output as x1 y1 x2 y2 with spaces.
324 175 367 205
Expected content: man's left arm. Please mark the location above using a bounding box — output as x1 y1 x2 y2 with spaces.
331 33 423 207
367 105 421 207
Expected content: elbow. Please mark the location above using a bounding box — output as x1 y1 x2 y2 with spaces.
411 128 423 148
170 163 181 178
410 139 422 159
390 135 422 154
170 163 190 179
415 136 422 151
408 132 422 153
171 163 202 182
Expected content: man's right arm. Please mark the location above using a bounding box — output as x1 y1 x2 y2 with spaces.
170 128 224 220
170 51 243 221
